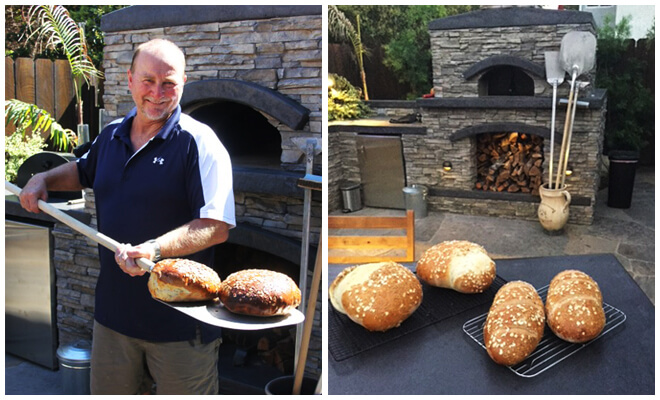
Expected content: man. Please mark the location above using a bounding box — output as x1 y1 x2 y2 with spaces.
19 39 235 394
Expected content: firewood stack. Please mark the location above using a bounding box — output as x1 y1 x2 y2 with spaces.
475 132 544 196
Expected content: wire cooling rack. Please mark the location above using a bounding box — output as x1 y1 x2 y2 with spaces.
462 285 626 378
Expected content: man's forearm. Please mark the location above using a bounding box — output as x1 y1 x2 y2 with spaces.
41 161 84 191
156 218 230 259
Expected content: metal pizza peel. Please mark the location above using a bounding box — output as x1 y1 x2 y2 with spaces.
544 51 565 188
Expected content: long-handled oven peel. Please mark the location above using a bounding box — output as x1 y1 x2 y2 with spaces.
555 31 596 188
544 51 565 188
5 180 304 330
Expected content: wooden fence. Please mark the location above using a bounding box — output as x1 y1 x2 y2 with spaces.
329 43 411 100
5 57 100 143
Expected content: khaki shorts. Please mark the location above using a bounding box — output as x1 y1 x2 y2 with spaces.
90 320 222 395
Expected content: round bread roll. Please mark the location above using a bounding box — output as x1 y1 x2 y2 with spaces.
329 261 423 332
483 281 546 366
416 240 496 293
148 258 222 302
219 269 301 317
545 270 606 343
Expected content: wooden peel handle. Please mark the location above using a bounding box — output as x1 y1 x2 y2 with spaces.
5 180 154 272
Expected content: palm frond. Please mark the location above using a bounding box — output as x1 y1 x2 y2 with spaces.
26 5 103 86
328 6 357 43
5 99 77 151
328 7 368 60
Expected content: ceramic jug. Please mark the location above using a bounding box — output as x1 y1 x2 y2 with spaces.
537 183 571 231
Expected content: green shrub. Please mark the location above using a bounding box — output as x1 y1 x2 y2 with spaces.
328 74 371 121
596 16 654 152
5 129 47 183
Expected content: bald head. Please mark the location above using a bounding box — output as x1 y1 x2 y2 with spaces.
130 39 186 74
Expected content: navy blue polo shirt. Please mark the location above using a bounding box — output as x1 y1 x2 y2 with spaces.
77 105 235 342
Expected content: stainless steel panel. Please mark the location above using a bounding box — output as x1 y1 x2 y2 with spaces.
5 219 58 369
356 135 406 209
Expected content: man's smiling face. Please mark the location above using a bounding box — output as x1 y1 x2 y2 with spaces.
128 48 186 124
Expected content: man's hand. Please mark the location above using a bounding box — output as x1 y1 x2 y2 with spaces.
114 243 154 277
19 175 49 214
17 162 83 214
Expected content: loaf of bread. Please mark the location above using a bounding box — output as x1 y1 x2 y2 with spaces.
545 270 606 343
483 281 546 366
416 240 496 293
219 269 301 317
148 258 222 302
329 261 423 332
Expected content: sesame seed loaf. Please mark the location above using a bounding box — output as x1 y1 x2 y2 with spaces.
219 269 301 317
416 240 496 293
329 261 423 332
545 270 606 343
483 281 546 366
148 258 222 302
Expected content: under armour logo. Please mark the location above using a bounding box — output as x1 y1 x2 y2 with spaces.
153 157 165 165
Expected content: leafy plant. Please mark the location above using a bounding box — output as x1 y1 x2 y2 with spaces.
329 5 370 100
328 74 371 121
383 5 448 99
331 6 479 100
25 5 104 126
5 99 77 151
5 5 126 69
66 6 128 68
596 15 654 152
5 128 47 183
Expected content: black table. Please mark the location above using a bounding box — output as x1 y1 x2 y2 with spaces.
328 254 654 394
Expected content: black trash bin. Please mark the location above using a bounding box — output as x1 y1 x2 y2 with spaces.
607 150 639 209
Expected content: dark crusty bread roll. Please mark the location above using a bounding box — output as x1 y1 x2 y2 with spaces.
148 258 222 302
416 240 496 293
483 281 546 366
545 270 606 343
219 269 301 317
329 261 423 332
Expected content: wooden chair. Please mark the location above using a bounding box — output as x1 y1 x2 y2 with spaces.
327 210 415 264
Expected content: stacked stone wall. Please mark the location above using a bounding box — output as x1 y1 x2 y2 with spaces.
430 23 596 99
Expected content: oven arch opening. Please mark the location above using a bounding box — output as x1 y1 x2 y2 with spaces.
181 79 310 130
187 101 282 169
462 55 543 97
479 66 534 96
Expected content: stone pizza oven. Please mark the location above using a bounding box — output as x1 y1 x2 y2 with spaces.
49 5 322 393
330 6 606 225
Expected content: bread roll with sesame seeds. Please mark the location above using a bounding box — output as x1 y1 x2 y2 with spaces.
219 269 301 317
148 258 222 302
329 261 423 332
416 240 496 293
483 281 546 366
545 270 606 343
